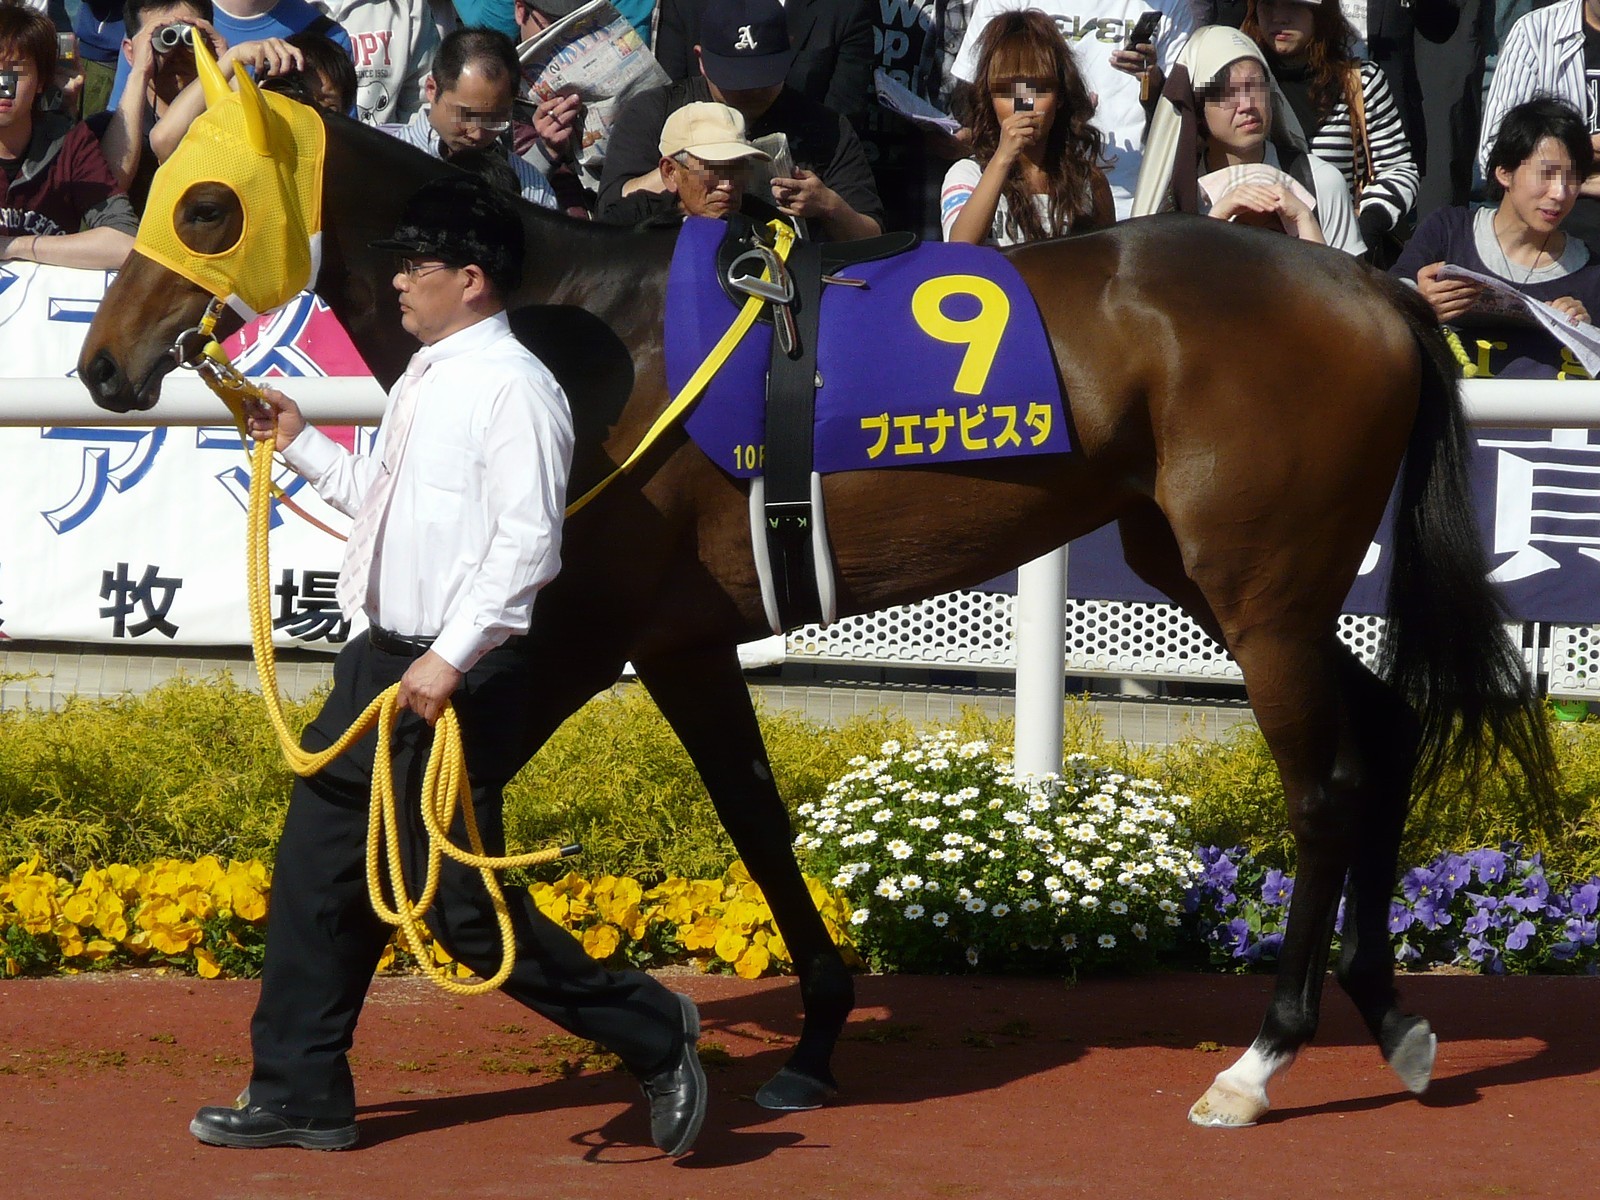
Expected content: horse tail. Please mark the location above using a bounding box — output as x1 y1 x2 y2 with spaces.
1378 277 1558 808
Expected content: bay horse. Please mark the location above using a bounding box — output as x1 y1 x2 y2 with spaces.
78 91 1554 1127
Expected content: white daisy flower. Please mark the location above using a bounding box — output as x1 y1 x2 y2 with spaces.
900 873 924 890
932 911 950 927
1061 933 1078 951
850 908 870 926
1050 889 1071 905
873 809 894 824
1132 923 1148 941
966 947 980 966
903 903 925 920
1109 900 1129 915
991 903 1011 918
1079 895 1101 910
1098 933 1117 949
1015 869 1035 883
888 840 913 860
1019 899 1041 912
964 897 988 913
875 879 903 900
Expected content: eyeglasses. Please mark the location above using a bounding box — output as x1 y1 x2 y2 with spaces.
450 105 512 133
396 259 456 280
152 23 196 53
1205 80 1270 108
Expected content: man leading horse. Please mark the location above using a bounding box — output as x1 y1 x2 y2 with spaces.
190 175 708 1157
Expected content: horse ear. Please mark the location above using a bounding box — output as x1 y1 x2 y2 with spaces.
234 62 273 156
193 36 231 109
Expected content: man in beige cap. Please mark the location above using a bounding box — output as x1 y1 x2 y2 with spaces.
657 100 771 221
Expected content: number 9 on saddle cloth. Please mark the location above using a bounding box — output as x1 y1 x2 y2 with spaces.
667 215 1068 632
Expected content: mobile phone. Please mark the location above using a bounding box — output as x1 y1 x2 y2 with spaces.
57 32 79 64
1125 11 1161 49
1015 93 1034 112
0 70 16 101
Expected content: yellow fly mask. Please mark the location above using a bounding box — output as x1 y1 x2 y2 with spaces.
135 40 325 320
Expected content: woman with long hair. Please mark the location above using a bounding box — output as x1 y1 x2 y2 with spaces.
1391 98 1600 380
940 9 1112 246
1131 25 1363 253
1242 0 1416 259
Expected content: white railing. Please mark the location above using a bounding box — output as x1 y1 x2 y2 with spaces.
5 375 1599 771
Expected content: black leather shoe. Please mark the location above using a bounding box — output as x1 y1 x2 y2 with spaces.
640 994 707 1157
190 1104 358 1150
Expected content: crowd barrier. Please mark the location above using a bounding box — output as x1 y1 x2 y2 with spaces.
4 262 1600 702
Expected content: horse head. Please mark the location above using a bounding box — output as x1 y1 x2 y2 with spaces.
80 39 325 411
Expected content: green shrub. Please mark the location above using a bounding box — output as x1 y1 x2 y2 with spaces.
2 674 1597 884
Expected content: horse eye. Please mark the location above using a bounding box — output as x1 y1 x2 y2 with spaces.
190 203 222 223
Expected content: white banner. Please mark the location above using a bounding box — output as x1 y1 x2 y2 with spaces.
0 263 371 651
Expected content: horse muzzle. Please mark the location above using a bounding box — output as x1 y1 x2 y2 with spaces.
79 346 170 413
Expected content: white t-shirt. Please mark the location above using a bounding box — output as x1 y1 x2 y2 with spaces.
939 155 1087 245
319 0 440 124
952 0 1195 220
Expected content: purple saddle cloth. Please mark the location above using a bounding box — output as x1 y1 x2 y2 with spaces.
666 217 1070 479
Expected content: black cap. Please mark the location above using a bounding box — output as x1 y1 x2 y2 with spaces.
698 0 794 91
371 175 525 296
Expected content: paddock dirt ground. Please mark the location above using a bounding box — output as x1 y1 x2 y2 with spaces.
2 970 1596 1199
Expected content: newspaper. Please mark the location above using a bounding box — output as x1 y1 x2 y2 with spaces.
873 67 962 135
1437 264 1600 376
516 0 669 190
748 132 806 239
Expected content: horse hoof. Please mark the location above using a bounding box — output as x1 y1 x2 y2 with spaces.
1387 1020 1437 1095
755 1067 837 1111
1187 1081 1267 1128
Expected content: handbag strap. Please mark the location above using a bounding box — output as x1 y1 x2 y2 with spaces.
1345 64 1375 200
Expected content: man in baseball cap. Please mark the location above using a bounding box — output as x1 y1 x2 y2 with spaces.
598 0 884 238
657 100 770 219
694 0 794 92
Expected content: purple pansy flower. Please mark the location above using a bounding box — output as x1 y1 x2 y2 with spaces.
1505 920 1537 951
1468 848 1507 885
1261 869 1293 907
1388 901 1415 934
1464 908 1492 937
1569 882 1599 920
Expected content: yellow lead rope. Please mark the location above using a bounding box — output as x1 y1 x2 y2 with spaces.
198 221 793 993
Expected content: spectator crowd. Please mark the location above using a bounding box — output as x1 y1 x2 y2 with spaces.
2 0 1598 377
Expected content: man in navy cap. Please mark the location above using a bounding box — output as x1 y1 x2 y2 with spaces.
597 0 883 238
190 175 709 1158
651 0 872 121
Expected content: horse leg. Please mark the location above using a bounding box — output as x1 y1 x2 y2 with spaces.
1330 647 1437 1093
633 645 853 1111
1186 625 1372 1127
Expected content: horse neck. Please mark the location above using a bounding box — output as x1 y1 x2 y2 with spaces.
312 115 674 388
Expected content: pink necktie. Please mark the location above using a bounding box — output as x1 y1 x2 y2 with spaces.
337 364 425 621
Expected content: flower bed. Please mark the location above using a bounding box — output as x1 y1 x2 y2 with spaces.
0 855 858 981
1189 844 1600 974
793 733 1201 973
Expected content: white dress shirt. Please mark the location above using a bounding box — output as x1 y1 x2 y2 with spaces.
283 311 575 672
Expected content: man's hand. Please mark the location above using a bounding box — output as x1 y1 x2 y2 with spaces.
533 92 582 158
397 650 462 727
125 21 159 84
1109 42 1154 78
245 385 306 451
1415 261 1484 324
770 168 840 220
1549 295 1591 326
222 37 304 80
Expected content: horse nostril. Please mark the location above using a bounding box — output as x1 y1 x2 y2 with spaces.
84 350 123 396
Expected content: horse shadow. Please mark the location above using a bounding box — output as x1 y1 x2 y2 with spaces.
349 971 1599 1156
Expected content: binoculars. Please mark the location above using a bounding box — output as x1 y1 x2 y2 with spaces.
152 23 196 53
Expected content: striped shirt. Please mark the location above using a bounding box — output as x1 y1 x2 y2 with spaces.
1477 0 1589 174
1298 60 1419 232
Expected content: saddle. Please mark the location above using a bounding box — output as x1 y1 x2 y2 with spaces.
715 215 921 631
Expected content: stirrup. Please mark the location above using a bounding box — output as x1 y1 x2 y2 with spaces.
726 244 794 305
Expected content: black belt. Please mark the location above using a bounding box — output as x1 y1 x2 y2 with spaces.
366 624 435 656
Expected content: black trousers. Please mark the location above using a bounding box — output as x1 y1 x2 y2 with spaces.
247 632 683 1120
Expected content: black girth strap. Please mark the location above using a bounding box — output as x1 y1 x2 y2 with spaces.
762 234 825 631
